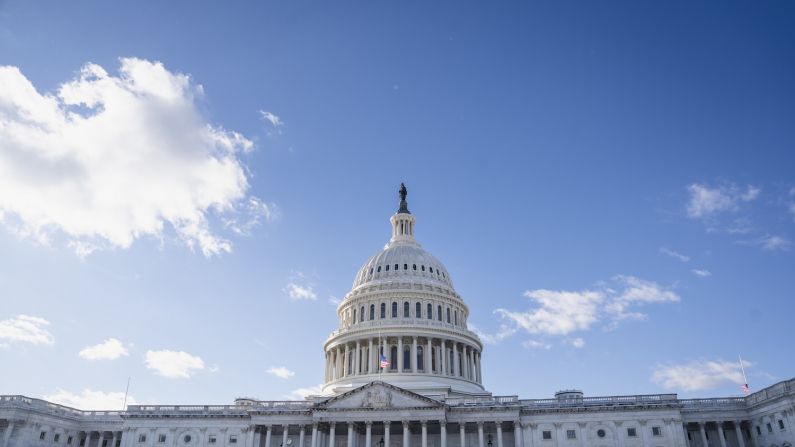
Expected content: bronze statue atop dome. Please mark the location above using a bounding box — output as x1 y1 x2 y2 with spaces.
397 183 410 214
399 183 407 201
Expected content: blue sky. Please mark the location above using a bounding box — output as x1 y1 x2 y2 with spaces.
1 1 794 409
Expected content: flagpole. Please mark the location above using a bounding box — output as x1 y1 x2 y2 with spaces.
378 323 382 382
739 355 749 390
122 377 130 411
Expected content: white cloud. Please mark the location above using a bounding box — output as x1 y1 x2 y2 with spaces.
222 197 279 236
469 323 516 345
651 358 756 392
789 204 795 222
660 248 690 262
481 276 679 343
43 388 138 411
0 315 55 345
283 271 316 300
686 183 760 219
328 296 341 306
692 269 711 277
738 234 792 251
144 349 205 378
0 59 271 258
259 110 283 127
266 366 295 379
78 338 129 360
566 338 585 348
522 340 552 350
284 384 323 401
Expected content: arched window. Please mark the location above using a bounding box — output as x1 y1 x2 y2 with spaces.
369 268 373 274
437 269 440 275
417 346 424 370
392 302 397 318
421 265 425 272
437 305 442 321
394 264 399 271
380 303 386 319
449 350 454 374
403 345 410 370
431 347 436 372
349 352 354 375
377 266 381 272
390 346 397 370
454 310 458 325
353 309 357 324
443 272 446 278
446 308 451 323
370 304 375 320
361 306 365 323
403 302 409 318
403 263 408 270
386 264 390 271
413 264 417 270
427 303 432 319
430 267 434 273
415 302 421 318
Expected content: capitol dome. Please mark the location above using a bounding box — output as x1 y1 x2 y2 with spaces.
321 184 487 398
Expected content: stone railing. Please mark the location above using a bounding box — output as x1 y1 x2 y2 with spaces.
253 401 313 411
444 396 519 406
126 405 248 415
0 395 123 420
515 394 679 409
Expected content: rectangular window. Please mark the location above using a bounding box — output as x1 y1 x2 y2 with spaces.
11 429 18 437
55 434 61 442
209 435 217 444
756 427 761 436
41 432 48 440
627 428 637 437
68 436 74 445
80 438 86 446
567 430 576 439
745 429 751 439
778 420 785 430
652 427 662 437
767 423 773 434
230 435 239 443
159 434 167 443
139 434 147 443
542 431 552 440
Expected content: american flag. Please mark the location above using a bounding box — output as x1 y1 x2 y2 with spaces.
380 354 390 368
741 384 750 393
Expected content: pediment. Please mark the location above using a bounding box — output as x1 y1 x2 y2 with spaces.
318 381 445 410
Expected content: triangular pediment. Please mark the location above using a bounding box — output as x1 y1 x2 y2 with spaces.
318 381 445 410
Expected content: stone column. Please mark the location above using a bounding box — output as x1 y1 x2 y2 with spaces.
385 422 391 447
366 422 372 447
369 339 375 374
477 352 482 383
354 341 361 375
348 423 355 447
477 422 485 447
440 421 447 447
336 347 342 379
330 423 336 447
733 422 745 447
514 423 523 447
403 422 410 447
2 420 15 447
99 432 106 447
469 349 475 380
265 426 273 447
344 344 351 377
461 346 468 379
398 336 404 372
639 421 650 447
497 422 504 447
311 424 319 447
283 425 290 447
453 342 460 377
425 338 432 373
459 423 466 447
111 432 119 447
716 423 727 447
82 430 91 447
698 423 708 447
412 337 418 373
440 340 447 375
299 426 306 447
421 421 428 447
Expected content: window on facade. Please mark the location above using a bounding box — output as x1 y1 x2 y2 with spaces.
404 302 410 317
417 346 424 370
446 308 450 323
139 435 147 443
403 346 410 369
353 309 357 323
102 441 108 447
209 435 218 444
744 429 751 439
437 305 442 321
597 430 606 439
404 263 408 270
394 264 399 271
436 269 440 275
369 268 373 274
413 264 417 270
427 303 432 319
370 305 375 320
80 439 86 447
416 302 421 318
767 424 773 433
361 307 365 323
422 265 425 271
778 420 785 430
454 310 457 325
230 435 238 444
40 432 47 441
390 346 397 370
627 428 637 437
567 430 576 439
386 264 390 271
377 266 381 272
159 434 167 443
756 427 761 436
381 303 386 318
184 435 192 443
542 431 552 440
449 350 454 374
68 436 74 445
652 427 662 436
55 434 61 443
430 267 434 273
11 429 18 438
392 302 397 318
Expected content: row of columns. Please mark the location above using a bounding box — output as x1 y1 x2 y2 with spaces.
685 417 795 447
0 422 121 447
325 337 482 384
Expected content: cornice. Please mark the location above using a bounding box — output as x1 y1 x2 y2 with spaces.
520 404 685 415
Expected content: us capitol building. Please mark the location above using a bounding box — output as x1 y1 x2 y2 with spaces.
2 186 793 447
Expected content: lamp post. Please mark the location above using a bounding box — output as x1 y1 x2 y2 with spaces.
487 434 493 447
380 438 385 447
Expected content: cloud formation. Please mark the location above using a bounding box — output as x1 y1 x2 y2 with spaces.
78 338 129 360
43 388 138 411
476 276 680 345
284 384 323 401
283 271 317 300
692 269 711 277
660 248 690 262
259 110 283 127
144 349 205 378
0 315 55 345
0 59 269 257
651 358 755 392
686 183 759 219
266 366 295 379
737 234 792 251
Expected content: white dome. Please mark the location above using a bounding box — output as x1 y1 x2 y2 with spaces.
352 244 454 291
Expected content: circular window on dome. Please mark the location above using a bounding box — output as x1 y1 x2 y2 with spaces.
597 430 606 438
377 266 381 272
413 264 417 270
184 435 192 443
